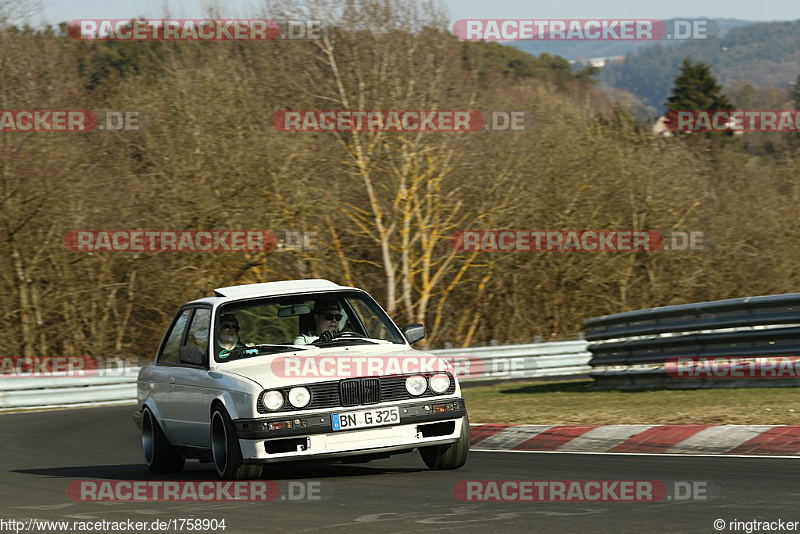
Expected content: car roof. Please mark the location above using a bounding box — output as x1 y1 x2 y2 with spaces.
185 279 355 306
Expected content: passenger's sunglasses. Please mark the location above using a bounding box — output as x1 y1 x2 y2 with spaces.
221 323 240 331
320 313 342 321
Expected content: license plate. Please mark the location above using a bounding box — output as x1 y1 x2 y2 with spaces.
331 407 400 431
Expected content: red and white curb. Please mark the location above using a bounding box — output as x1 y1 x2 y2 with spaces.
470 424 800 455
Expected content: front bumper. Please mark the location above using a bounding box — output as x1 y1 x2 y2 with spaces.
234 397 466 463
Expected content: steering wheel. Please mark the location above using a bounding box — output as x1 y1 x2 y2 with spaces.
312 330 364 344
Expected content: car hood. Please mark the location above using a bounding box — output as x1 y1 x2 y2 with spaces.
213 343 453 389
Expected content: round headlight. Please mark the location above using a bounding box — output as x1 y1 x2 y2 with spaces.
288 387 311 408
405 375 427 396
262 390 284 411
430 373 451 394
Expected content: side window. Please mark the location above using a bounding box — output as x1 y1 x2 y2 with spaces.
186 308 211 356
158 309 192 364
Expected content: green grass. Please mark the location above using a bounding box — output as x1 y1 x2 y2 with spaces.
463 379 800 425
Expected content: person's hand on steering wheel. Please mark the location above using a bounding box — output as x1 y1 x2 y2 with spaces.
317 330 336 343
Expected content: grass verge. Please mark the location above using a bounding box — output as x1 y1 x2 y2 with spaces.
462 379 800 425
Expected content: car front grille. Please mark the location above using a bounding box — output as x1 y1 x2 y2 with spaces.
339 379 360 406
361 378 380 404
305 382 339 410
257 373 456 413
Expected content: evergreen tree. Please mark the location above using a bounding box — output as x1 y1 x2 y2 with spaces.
665 59 734 112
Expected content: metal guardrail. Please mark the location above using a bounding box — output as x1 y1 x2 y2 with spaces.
0 368 139 410
432 341 591 381
584 293 800 389
584 293 800 341
0 342 591 410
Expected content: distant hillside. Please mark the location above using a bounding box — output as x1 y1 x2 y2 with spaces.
459 40 597 86
508 18 755 61
597 20 800 114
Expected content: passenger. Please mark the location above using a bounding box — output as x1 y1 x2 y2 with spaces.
293 300 343 344
217 313 244 352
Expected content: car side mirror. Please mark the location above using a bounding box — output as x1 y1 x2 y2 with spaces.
401 323 425 345
179 346 205 366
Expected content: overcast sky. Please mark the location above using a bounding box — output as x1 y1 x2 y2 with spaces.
35 0 800 26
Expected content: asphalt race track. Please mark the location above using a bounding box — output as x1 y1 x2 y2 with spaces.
1 405 799 533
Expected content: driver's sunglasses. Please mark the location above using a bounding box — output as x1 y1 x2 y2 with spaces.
322 313 343 321
221 323 240 332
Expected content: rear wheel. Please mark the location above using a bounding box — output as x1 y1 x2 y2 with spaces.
211 406 262 480
419 414 470 470
141 407 185 473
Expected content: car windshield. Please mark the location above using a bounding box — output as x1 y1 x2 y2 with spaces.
213 291 405 362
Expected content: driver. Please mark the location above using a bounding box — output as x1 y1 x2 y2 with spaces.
293 299 342 344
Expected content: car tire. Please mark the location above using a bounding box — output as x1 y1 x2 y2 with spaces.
211 406 262 480
418 413 470 470
141 407 185 473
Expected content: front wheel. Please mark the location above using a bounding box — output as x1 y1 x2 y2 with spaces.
419 414 470 470
211 406 262 480
141 407 185 473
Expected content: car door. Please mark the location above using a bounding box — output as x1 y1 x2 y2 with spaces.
170 307 214 446
151 308 192 441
